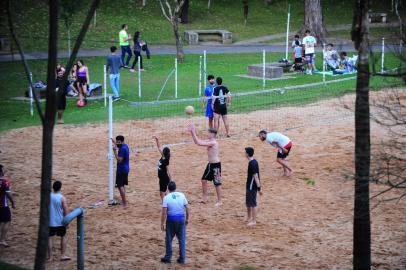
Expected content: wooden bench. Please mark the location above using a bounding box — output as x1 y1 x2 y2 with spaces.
0 36 11 52
368 12 387 23
184 30 232 45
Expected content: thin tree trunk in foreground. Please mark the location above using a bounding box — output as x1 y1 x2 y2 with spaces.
34 0 59 268
172 17 184 61
351 0 371 269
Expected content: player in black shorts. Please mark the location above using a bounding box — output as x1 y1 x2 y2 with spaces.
153 136 172 202
202 162 222 186
56 64 68 124
212 77 232 137
244 147 262 226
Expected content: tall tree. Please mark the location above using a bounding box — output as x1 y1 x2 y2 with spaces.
180 0 189 23
6 0 101 269
243 0 249 25
302 0 326 42
351 0 371 268
159 0 186 62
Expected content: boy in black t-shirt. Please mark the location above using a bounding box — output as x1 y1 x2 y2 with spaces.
212 77 232 137
245 147 262 226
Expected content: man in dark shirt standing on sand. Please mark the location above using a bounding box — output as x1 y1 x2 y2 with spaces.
244 147 262 226
112 135 130 207
212 77 231 137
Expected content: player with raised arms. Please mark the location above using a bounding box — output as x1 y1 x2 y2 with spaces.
153 136 172 202
259 130 293 177
187 123 223 207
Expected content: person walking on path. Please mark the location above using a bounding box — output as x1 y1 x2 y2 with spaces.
160 181 189 265
106 46 122 101
119 24 132 68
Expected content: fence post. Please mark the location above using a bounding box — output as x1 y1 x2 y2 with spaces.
175 58 178 99
203 50 207 83
29 72 33 116
199 55 202 96
285 3 291 60
138 56 141 98
108 96 114 202
381 37 385 73
322 43 326 84
262 50 266 89
103 65 107 107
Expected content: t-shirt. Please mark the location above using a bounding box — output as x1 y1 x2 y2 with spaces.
212 85 229 110
246 159 260 191
0 177 11 208
294 46 303 59
303 35 317 54
204 83 216 115
117 144 130 174
119 30 129 46
163 191 188 221
158 157 169 177
107 54 122 75
266 132 291 152
49 192 64 227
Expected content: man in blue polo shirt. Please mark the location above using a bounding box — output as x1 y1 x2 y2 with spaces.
161 181 189 264
202 75 216 128
113 135 130 207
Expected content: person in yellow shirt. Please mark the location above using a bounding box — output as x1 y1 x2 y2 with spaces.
119 24 132 68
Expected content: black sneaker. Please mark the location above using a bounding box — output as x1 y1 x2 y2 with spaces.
177 258 185 264
160 258 171 264
112 97 120 102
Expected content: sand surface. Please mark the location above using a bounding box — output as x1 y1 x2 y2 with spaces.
0 92 405 270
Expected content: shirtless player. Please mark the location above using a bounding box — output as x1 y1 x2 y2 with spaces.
188 123 222 207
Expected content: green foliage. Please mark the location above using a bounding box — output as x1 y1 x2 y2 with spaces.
301 177 316 186
0 261 28 270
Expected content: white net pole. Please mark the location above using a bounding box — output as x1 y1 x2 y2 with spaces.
203 50 207 82
262 50 266 89
108 95 114 202
285 4 291 60
103 65 107 107
199 55 202 96
138 56 141 98
381 37 385 73
175 58 178 99
29 72 33 116
322 43 326 84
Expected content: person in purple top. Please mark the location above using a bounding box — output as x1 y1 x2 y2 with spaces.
202 75 216 129
112 135 130 207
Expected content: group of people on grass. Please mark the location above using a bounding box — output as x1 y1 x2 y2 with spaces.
119 24 150 72
291 30 357 75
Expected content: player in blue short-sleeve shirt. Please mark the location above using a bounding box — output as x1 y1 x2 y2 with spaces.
203 75 216 129
113 135 130 207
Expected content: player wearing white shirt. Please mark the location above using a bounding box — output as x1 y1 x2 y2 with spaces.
302 30 317 74
259 130 293 177
161 181 189 264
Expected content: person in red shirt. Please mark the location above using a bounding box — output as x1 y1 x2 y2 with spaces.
0 164 16 247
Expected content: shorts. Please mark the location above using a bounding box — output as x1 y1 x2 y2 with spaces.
294 57 303 64
159 175 170 192
205 108 213 119
277 144 292 159
202 162 222 186
57 92 67 110
116 172 129 187
77 76 87 86
305 53 314 64
49 226 66 237
246 189 257 208
0 207 11 223
214 106 227 116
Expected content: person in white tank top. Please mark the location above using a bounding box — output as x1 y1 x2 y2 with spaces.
48 181 70 261
259 130 293 177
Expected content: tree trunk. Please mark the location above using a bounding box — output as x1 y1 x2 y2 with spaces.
142 0 147 7
172 17 184 62
67 27 71 58
302 0 326 42
180 0 189 23
207 0 211 10
351 0 371 269
243 0 248 25
34 0 59 269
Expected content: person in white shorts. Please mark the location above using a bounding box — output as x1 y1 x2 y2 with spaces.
302 30 317 75
259 130 293 177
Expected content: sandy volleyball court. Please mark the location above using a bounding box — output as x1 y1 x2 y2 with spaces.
0 93 405 269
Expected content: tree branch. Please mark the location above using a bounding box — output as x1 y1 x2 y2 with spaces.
159 0 171 22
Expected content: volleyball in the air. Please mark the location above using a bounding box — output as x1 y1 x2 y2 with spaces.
185 105 194 115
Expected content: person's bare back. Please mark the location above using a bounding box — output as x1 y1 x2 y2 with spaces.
207 138 220 163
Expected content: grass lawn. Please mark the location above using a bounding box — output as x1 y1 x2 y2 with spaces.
5 0 396 52
0 261 27 270
0 51 402 132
